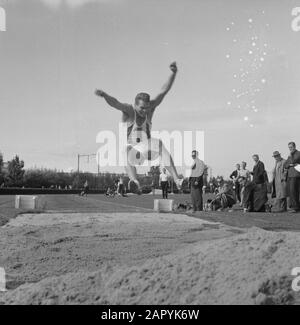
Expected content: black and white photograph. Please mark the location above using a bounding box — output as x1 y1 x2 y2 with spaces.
1 0 300 310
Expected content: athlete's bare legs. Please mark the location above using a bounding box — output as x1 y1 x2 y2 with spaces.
125 145 142 193
125 139 183 191
125 165 141 192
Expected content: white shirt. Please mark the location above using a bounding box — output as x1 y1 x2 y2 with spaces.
239 169 251 180
190 158 205 177
160 173 169 182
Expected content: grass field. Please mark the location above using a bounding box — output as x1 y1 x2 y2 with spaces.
1 193 300 231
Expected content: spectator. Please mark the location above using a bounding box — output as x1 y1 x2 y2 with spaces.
159 168 170 199
80 180 89 197
230 163 241 203
188 150 205 212
240 161 251 180
209 182 214 194
271 151 288 212
284 142 300 213
239 161 251 207
105 187 115 197
239 177 252 212
151 179 156 195
210 183 236 211
243 155 268 212
117 176 125 196
215 177 224 194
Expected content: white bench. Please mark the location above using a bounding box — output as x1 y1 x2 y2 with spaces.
154 199 174 212
15 195 39 210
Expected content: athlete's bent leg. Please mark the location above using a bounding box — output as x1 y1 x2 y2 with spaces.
125 145 142 193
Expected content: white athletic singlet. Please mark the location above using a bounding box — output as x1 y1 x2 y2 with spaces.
127 109 152 145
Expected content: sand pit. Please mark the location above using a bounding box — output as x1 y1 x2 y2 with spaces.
1 212 299 305
0 212 236 298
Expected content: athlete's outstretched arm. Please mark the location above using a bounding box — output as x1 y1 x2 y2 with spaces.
151 62 178 109
95 89 131 114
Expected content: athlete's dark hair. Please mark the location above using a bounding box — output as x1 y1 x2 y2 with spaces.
135 92 150 105
288 142 296 147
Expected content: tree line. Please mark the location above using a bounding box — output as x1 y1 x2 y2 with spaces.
0 154 154 190
0 154 212 191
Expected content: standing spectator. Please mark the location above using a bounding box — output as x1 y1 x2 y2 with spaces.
284 142 300 213
209 182 214 194
271 151 288 212
114 178 119 190
230 163 241 203
240 161 251 180
188 150 205 212
151 179 156 195
80 180 89 197
239 161 251 206
159 168 169 199
239 177 252 212
252 155 266 184
117 176 125 196
251 154 268 212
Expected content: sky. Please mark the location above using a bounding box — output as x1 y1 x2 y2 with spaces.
0 0 300 177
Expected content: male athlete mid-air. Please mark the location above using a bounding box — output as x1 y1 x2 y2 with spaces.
95 62 183 193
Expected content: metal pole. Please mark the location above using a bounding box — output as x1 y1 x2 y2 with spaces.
77 154 80 174
97 153 100 189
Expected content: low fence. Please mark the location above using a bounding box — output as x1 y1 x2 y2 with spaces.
0 186 190 196
0 188 105 195
0 187 155 195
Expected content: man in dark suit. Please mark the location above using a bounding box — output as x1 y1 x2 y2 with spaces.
249 154 268 212
284 142 300 213
252 155 266 185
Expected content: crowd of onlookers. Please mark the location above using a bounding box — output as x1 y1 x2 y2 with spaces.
226 141 300 213
229 155 270 212
105 177 127 197
163 142 300 214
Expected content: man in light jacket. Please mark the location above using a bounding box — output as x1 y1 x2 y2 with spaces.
188 150 205 212
271 151 288 212
230 164 241 203
284 142 300 213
